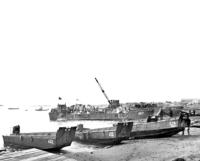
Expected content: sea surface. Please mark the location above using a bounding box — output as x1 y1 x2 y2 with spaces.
0 106 117 153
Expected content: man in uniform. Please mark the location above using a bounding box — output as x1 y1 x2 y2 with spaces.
181 113 191 135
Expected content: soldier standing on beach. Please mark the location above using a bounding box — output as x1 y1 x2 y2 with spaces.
181 113 191 135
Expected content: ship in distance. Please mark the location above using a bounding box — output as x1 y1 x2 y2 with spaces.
49 78 189 121
49 78 156 121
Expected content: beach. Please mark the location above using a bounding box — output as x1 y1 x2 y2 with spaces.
64 131 200 161
61 116 200 161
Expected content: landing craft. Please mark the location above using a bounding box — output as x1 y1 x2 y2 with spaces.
3 125 76 150
130 109 190 139
74 122 133 145
48 78 155 121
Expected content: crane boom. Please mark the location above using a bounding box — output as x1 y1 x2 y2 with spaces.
95 78 112 105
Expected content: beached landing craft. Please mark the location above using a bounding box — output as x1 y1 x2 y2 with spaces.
130 117 184 139
129 110 189 139
3 125 77 151
74 122 133 145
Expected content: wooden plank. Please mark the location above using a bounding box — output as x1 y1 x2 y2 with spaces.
13 151 49 160
0 149 39 157
49 156 77 161
0 149 77 161
0 149 41 158
0 158 17 161
0 149 38 157
0 150 46 160
27 154 60 161
18 153 55 161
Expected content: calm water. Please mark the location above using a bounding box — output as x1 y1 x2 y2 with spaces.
0 106 116 152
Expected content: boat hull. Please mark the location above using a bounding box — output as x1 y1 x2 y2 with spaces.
131 127 183 139
74 122 133 145
130 118 184 139
74 138 124 145
3 127 76 150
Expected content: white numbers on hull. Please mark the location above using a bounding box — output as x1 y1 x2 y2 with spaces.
48 140 54 145
138 112 144 115
109 132 114 137
169 121 176 127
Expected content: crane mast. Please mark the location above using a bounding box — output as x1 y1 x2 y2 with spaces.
95 78 112 105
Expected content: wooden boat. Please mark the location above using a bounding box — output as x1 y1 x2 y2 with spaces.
3 125 77 151
74 122 133 145
130 115 185 139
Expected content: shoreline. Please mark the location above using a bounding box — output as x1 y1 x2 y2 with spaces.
2 131 200 161
1 117 200 161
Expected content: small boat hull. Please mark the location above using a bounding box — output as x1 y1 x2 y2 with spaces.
74 122 133 145
130 118 184 139
131 127 184 139
3 126 77 151
74 138 124 145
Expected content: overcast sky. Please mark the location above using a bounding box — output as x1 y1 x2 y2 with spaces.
0 1 200 106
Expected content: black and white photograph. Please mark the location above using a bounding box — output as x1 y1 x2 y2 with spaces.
0 1 200 161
